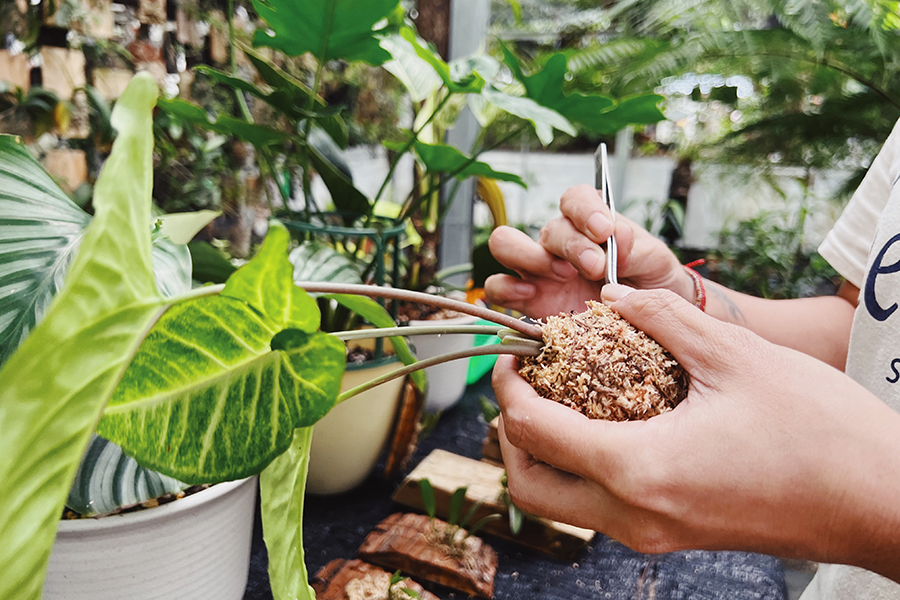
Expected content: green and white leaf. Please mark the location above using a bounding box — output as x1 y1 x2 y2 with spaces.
0 134 91 367
66 435 186 517
380 31 443 102
157 210 220 245
290 241 364 285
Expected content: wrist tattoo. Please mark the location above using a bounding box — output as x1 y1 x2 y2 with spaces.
709 284 745 323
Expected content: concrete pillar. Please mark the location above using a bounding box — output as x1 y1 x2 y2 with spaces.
439 0 490 286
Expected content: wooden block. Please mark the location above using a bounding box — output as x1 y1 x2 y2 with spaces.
44 0 114 38
44 149 88 194
312 558 440 600
394 449 595 559
481 436 503 466
487 416 499 441
92 68 133 100
137 0 166 24
0 50 31 91
359 513 496 598
40 48 86 98
207 9 228 65
384 379 425 479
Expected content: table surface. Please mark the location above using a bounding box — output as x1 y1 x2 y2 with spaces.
243 375 788 600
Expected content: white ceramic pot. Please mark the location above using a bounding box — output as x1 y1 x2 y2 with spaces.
410 313 478 413
44 477 257 600
306 357 406 495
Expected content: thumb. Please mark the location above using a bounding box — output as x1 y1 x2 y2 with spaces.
600 284 735 376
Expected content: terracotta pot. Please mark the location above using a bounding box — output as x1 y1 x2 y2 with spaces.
307 357 406 495
409 313 478 413
43 477 257 600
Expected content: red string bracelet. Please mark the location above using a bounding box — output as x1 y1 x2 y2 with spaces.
683 259 707 312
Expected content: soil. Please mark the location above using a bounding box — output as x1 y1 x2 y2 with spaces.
62 484 210 520
396 301 461 323
519 301 688 422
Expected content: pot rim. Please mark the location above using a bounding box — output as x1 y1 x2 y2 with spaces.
56 476 255 533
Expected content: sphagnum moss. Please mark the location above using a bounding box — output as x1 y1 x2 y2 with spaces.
519 301 689 422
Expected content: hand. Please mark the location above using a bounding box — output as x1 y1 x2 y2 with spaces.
485 185 691 318
493 284 900 578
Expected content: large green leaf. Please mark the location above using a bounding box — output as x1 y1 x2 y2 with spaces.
481 86 576 144
97 294 345 483
403 140 527 187
223 223 319 332
290 241 363 285
260 427 317 600
501 46 664 135
251 0 397 65
308 139 372 218
0 73 165 600
0 135 91 367
99 224 345 484
157 97 287 148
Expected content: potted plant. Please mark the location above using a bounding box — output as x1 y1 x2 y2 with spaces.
0 72 541 600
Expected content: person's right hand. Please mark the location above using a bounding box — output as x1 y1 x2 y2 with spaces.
486 185 693 318
493 284 900 581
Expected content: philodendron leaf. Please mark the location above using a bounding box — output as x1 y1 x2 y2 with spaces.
259 427 317 600
157 210 220 245
290 241 363 285
397 140 527 187
223 222 319 332
158 97 287 148
480 86 576 145
66 435 186 517
99 223 345 484
0 73 165 600
97 295 345 483
400 28 486 94
380 31 443 102
251 0 397 65
501 47 664 135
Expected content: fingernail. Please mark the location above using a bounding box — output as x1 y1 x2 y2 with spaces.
579 248 603 275
586 213 611 240
601 283 634 304
551 259 577 278
513 281 536 298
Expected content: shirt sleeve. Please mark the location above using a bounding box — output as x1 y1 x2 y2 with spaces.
819 119 900 288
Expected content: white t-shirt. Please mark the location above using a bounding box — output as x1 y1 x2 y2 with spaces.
802 119 900 599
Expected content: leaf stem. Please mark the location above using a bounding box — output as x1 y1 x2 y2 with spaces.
332 324 504 341
297 282 543 339
337 341 542 403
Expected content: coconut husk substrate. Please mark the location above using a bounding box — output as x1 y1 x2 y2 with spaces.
519 301 688 422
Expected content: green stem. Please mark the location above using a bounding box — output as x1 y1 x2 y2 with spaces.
227 0 253 123
372 93 454 212
332 324 503 341
399 123 528 222
297 282 543 339
337 341 542 403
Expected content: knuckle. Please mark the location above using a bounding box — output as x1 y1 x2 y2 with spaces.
501 405 530 448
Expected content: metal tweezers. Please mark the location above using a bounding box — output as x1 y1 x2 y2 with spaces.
594 143 618 285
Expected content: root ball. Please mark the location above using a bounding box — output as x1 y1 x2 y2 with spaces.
519 301 688 421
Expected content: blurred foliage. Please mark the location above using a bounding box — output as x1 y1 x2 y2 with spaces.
707 210 840 299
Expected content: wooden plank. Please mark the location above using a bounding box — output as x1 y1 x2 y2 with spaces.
0 50 31 91
481 436 502 466
312 558 440 600
358 513 496 598
44 149 88 194
40 48 86 98
394 449 595 560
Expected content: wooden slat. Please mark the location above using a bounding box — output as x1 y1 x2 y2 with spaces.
312 558 439 600
394 449 595 559
358 513 496 598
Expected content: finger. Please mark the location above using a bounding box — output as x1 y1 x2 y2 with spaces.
492 355 639 482
484 273 536 312
559 184 613 244
600 285 747 378
539 218 607 281
489 226 577 281
498 416 614 531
